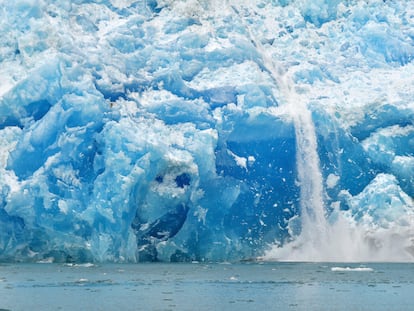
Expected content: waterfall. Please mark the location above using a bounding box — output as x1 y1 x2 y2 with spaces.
228 1 414 262
229 2 330 261
259 62 330 261
259 54 331 261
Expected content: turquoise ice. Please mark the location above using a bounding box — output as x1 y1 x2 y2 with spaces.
0 0 413 262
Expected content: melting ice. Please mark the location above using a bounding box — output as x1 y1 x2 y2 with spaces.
0 0 414 263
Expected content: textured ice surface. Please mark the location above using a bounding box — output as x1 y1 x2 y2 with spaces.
0 0 413 262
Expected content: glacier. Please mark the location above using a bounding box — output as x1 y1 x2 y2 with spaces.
0 0 413 262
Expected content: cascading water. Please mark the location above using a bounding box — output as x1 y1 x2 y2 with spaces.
230 1 414 262
229 2 331 260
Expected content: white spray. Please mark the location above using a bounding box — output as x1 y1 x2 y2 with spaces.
226 2 333 260
224 1 414 262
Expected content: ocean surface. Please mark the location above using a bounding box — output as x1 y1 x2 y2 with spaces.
1 262 413 311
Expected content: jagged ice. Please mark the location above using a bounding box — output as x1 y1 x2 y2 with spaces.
0 0 414 262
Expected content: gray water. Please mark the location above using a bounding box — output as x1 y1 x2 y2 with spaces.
1 262 413 311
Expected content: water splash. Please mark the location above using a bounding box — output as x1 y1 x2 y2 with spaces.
263 65 332 261
259 66 414 261
230 1 414 262
229 3 330 260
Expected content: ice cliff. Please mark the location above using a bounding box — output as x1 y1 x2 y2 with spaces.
0 0 413 262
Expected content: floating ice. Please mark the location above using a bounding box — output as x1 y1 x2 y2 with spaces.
0 0 413 263
331 266 373 272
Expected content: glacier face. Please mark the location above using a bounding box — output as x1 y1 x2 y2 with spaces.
0 0 413 262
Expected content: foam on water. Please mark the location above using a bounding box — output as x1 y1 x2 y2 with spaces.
331 266 373 272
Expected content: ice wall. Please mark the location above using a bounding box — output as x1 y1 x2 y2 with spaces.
0 0 413 262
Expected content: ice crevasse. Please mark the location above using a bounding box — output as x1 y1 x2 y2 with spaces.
0 0 414 262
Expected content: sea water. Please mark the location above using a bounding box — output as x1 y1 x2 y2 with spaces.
1 262 413 311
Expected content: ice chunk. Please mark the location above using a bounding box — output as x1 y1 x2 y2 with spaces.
346 174 414 227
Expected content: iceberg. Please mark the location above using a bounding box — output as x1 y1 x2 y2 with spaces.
0 0 413 262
